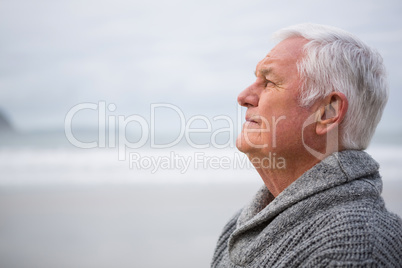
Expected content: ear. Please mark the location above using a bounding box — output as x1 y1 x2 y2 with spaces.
316 92 348 136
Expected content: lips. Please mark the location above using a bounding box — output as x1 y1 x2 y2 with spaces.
244 115 261 128
247 119 259 124
245 115 261 125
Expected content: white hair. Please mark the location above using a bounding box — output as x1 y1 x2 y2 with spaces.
274 23 388 150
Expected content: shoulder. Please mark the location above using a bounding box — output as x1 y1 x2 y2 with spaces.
300 198 402 267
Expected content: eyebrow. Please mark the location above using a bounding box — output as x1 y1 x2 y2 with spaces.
254 67 273 77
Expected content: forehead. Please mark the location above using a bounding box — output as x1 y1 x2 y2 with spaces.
256 37 308 74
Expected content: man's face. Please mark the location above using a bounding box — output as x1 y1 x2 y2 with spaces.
236 37 315 159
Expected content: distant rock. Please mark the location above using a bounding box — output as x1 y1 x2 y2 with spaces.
0 110 14 132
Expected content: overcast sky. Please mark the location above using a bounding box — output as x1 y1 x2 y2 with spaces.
1 0 401 135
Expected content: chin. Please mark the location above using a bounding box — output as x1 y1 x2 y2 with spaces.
236 136 245 153
236 135 256 154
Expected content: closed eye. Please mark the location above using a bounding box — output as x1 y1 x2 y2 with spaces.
264 79 276 87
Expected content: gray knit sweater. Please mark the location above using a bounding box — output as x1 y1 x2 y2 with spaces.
212 150 402 267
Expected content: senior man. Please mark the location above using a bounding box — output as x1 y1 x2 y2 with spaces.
212 24 402 267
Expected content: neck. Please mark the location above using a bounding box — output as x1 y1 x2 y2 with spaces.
248 151 321 197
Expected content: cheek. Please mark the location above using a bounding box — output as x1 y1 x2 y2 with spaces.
271 114 306 144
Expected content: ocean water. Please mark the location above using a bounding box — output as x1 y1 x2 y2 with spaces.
1 130 401 185
0 131 401 268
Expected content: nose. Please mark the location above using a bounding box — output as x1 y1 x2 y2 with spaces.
237 83 259 108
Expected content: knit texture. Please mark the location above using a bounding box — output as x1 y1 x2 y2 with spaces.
211 150 402 267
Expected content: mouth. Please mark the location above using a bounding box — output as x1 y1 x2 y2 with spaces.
247 119 259 124
245 115 260 126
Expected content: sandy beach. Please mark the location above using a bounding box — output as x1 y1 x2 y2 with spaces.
0 180 401 268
